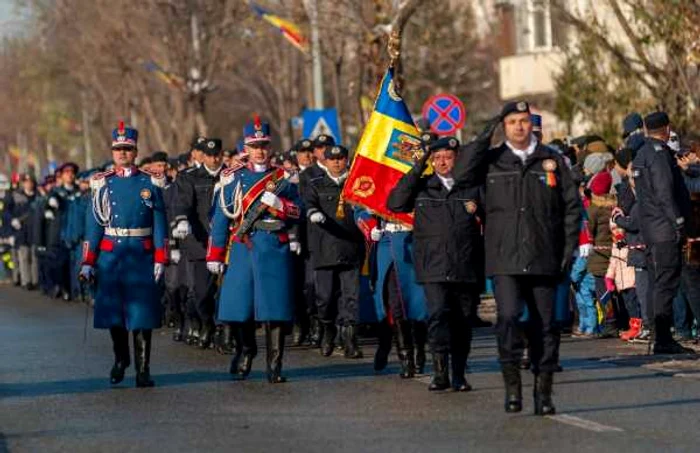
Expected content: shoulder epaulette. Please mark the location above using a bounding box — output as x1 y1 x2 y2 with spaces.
220 163 244 187
653 144 664 152
89 170 115 191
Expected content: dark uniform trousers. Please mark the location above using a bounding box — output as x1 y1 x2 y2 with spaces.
384 266 405 321
647 241 682 343
185 260 217 325
422 282 476 356
494 275 559 374
315 265 359 326
165 257 188 325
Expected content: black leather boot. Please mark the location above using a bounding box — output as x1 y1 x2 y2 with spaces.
533 372 556 416
344 325 363 359
172 315 185 342
520 347 531 370
309 316 321 347
133 329 155 388
428 353 450 391
185 317 201 346
396 321 415 378
373 321 393 372
320 322 336 357
109 327 130 385
292 317 309 347
502 364 522 413
451 354 472 392
198 321 214 350
228 324 244 375
217 323 235 355
237 322 257 378
413 322 427 375
265 322 288 384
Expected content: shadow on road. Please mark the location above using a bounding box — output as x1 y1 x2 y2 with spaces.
0 432 8 453
565 397 700 415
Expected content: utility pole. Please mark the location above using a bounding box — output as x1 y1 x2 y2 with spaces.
81 91 93 169
305 0 324 109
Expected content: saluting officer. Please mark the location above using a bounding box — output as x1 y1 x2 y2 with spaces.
388 136 483 392
172 138 225 349
79 122 169 388
206 116 302 384
452 102 580 415
632 111 693 354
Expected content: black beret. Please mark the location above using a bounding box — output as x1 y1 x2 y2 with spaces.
177 153 190 165
622 112 643 138
139 157 153 166
151 151 169 163
296 139 314 152
324 145 349 160
644 111 670 130
314 134 336 147
500 101 530 120
428 136 460 152
197 138 223 155
614 148 635 168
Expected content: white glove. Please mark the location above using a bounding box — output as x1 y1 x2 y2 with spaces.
309 212 326 224
8 236 15 247
79 264 94 282
44 210 55 220
207 261 225 275
153 263 165 282
289 241 302 256
260 191 283 211
370 227 383 242
48 197 59 209
170 249 181 264
579 243 592 258
173 220 192 239
11 218 21 230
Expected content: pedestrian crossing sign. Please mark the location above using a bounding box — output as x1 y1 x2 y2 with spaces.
302 108 341 144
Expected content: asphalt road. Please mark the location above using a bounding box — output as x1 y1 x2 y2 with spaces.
3 286 700 452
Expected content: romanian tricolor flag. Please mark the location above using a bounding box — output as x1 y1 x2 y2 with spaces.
143 60 185 91
250 2 308 53
342 68 421 226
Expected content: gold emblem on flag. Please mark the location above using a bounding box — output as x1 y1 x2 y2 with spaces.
387 80 402 102
352 176 376 198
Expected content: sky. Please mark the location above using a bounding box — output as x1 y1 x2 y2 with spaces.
0 0 23 38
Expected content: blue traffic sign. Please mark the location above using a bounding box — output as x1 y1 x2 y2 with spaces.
421 94 466 135
302 108 342 143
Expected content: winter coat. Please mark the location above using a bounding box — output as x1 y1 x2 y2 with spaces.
587 194 616 276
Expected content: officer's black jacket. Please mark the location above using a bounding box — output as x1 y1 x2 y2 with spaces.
172 166 219 261
452 131 581 277
387 168 483 284
39 186 74 249
5 189 36 246
632 137 690 244
298 164 324 255
162 182 180 251
303 172 364 269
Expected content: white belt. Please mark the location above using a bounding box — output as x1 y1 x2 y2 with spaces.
104 227 153 237
385 223 412 233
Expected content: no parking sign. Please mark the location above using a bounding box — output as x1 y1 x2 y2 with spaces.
421 94 466 135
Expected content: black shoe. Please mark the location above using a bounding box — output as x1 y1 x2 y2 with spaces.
320 323 336 357
653 340 696 355
343 325 363 359
198 323 214 350
217 324 235 355
533 372 555 416
110 360 129 385
133 330 155 388
109 327 130 385
502 364 522 413
428 353 450 391
238 354 254 378
451 354 471 391
373 322 392 372
172 328 184 342
395 321 415 378
309 317 322 347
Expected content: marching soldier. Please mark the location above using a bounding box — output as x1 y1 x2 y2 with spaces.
79 121 169 388
452 102 580 415
206 116 302 383
304 145 365 359
5 174 38 290
388 136 483 392
172 138 225 349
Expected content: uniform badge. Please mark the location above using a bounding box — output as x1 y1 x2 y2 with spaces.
331 147 341 155
140 188 152 200
517 101 527 111
207 141 215 149
449 138 458 148
464 200 477 214
352 176 376 198
542 159 557 172
255 131 264 138
266 181 276 191
421 133 432 142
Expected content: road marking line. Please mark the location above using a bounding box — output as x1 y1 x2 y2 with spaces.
547 414 624 432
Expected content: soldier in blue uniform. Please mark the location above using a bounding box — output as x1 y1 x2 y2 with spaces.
206 116 302 384
79 121 169 388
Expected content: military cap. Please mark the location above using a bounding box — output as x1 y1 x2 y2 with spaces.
644 111 670 130
420 131 439 145
191 136 207 149
57 162 79 174
112 121 138 149
223 149 238 158
243 115 271 145
295 139 314 153
428 136 460 152
139 157 153 167
177 153 190 166
314 134 336 147
500 101 530 120
151 151 169 163
622 112 643 138
197 138 223 156
324 145 349 160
